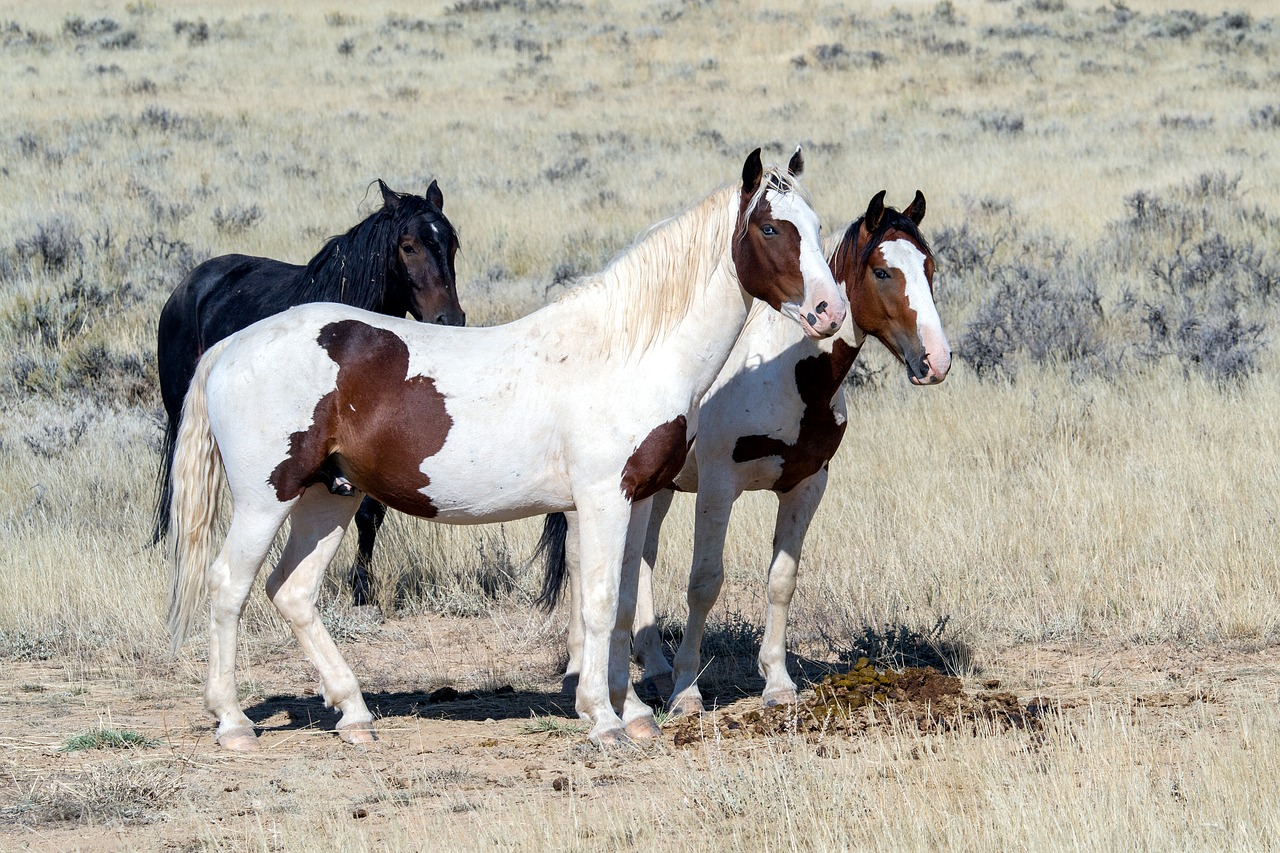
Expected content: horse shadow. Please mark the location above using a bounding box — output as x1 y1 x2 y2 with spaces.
242 683 580 736
239 619 974 736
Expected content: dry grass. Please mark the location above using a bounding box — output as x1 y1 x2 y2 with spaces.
2 0 1280 849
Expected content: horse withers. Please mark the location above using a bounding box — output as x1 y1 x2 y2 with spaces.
152 181 463 605
166 149 846 749
552 190 951 713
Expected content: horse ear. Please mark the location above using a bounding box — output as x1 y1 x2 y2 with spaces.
787 146 804 179
741 148 763 196
865 190 887 231
427 179 444 211
378 180 401 212
906 190 926 225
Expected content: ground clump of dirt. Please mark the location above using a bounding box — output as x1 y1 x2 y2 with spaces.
669 658 1051 746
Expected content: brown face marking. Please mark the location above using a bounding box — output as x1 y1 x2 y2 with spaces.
833 220 933 379
731 339 859 492
732 194 805 310
268 319 452 517
621 416 691 502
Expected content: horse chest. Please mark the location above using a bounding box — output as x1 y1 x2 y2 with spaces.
729 342 854 493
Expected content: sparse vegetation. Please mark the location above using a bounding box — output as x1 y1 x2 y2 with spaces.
60 727 157 752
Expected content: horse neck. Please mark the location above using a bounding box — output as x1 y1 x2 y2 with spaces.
296 216 402 313
564 186 750 395
824 226 869 358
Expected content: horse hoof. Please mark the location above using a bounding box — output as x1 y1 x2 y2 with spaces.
217 727 260 752
624 716 661 740
338 722 376 745
639 673 675 701
589 726 631 747
762 689 798 707
668 696 705 717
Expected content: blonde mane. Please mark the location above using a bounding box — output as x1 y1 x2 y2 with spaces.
561 163 800 358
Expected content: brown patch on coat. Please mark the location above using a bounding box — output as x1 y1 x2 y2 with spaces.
268 319 451 517
621 416 690 502
732 195 805 311
731 339 859 492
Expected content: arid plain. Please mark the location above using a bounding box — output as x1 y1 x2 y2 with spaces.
2 0 1280 849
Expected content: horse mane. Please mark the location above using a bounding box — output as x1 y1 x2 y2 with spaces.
291 188 448 309
829 205 933 274
569 163 799 358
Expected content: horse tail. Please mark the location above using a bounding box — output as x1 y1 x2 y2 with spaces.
149 415 179 547
533 512 569 612
167 338 232 654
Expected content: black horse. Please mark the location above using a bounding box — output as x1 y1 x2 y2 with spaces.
153 180 465 606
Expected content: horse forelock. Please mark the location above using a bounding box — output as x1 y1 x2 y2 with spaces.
739 165 808 231
300 191 454 310
852 209 933 273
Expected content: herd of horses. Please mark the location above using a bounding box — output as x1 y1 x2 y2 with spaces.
155 148 950 749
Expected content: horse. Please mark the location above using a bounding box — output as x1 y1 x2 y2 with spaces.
166 148 847 748
547 190 950 714
152 180 464 610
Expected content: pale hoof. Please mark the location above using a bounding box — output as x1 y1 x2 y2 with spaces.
762 688 798 707
589 726 631 747
217 727 260 752
338 722 376 745
624 716 661 740
668 696 705 717
639 673 675 700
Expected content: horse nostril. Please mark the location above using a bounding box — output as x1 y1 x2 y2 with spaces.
806 312 818 326
815 301 828 314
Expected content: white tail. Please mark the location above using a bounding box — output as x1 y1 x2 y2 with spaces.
167 338 233 654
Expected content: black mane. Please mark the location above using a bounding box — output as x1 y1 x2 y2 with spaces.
291 189 450 310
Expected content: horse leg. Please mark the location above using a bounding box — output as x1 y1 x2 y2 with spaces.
571 492 634 745
618 498 660 740
265 489 371 743
348 497 386 608
759 468 827 707
205 503 293 751
561 511 583 693
668 482 739 716
633 488 675 700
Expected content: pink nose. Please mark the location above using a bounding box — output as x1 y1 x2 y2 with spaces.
804 300 846 337
910 351 951 385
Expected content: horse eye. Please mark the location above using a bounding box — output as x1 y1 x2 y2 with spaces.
874 268 890 280
401 243 416 254
761 224 778 237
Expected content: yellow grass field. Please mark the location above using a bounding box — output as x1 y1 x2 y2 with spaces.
2 0 1280 849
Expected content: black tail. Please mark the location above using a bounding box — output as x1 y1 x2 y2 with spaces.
533 512 569 611
149 414 180 547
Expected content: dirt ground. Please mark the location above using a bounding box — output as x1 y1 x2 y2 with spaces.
2 610 1276 851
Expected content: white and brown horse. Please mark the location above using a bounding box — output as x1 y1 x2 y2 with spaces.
554 190 950 713
166 149 846 748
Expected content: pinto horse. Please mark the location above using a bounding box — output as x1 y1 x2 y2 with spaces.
152 180 463 611
550 190 950 713
166 149 847 748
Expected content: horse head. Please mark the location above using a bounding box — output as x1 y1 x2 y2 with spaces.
379 180 465 327
733 148 846 339
835 190 950 385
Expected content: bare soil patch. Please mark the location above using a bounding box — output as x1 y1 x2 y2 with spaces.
1 610 1275 850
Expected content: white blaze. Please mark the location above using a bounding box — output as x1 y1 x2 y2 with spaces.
879 238 951 374
765 188 847 334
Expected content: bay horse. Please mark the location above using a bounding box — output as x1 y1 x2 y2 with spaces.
166 149 847 748
152 180 463 608
550 190 950 714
